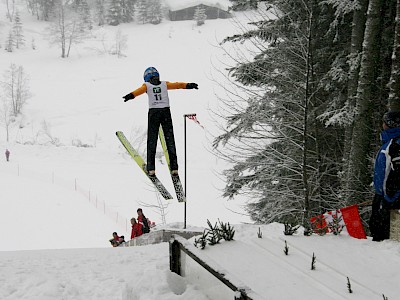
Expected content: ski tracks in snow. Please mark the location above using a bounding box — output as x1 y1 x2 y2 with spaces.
250 237 381 299
202 233 385 299
203 240 350 299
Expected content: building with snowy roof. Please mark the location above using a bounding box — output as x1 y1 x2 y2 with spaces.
164 0 232 21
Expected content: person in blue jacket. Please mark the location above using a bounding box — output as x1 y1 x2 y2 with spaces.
369 111 400 241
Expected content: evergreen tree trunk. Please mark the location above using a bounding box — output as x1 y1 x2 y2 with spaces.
347 0 384 203
388 0 400 110
302 4 314 229
342 0 369 203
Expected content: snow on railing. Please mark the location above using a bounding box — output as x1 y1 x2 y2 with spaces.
170 235 261 300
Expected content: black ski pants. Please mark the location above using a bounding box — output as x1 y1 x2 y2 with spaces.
369 193 400 241
147 107 178 172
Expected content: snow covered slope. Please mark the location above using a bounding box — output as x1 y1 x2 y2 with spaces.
1 224 400 299
1 3 399 300
0 1 252 251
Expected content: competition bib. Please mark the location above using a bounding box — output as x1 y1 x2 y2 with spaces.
145 81 170 108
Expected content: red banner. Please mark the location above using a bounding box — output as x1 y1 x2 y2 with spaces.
310 205 366 239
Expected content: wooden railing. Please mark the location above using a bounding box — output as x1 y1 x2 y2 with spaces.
169 235 260 300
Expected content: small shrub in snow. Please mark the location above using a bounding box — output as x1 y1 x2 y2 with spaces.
283 240 289 255
311 215 327 236
194 219 235 249
257 227 262 238
72 138 93 148
311 252 316 270
206 219 222 245
283 223 300 235
303 221 313 236
194 230 208 249
327 213 345 235
218 219 235 241
347 277 352 293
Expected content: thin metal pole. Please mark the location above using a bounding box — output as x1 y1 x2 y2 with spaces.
184 115 187 229
183 113 197 229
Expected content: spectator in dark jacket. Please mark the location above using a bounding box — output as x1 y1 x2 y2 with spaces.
5 149 10 162
130 217 143 239
369 111 400 241
109 232 125 247
137 208 150 234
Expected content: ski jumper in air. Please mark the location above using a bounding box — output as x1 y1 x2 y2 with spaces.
123 67 198 176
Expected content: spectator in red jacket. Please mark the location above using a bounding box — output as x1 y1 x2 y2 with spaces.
130 217 143 239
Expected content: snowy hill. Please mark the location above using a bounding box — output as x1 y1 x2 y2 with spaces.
1 224 400 299
0 1 252 251
1 2 400 300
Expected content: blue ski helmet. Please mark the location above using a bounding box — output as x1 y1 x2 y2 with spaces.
143 67 159 82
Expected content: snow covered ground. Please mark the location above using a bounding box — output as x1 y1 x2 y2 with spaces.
1 224 400 299
0 0 254 249
1 2 400 299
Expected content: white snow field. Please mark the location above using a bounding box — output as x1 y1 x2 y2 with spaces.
0 1 399 299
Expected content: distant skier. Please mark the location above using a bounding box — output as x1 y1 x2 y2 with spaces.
122 67 198 176
5 149 10 162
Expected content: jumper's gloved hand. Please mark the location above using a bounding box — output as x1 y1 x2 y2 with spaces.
186 83 198 89
123 93 135 102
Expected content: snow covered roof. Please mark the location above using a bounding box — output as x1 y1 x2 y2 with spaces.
164 0 231 12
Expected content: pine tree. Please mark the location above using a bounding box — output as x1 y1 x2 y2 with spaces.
26 0 54 21
214 1 347 225
5 30 14 52
346 0 388 203
327 213 344 235
147 0 162 25
218 219 235 240
388 0 400 111
229 0 259 11
95 0 106 26
329 0 369 204
213 0 398 226
78 0 92 30
41 0 55 21
193 6 206 26
12 10 24 49
70 0 82 11
107 0 123 26
135 0 147 24
121 0 135 23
